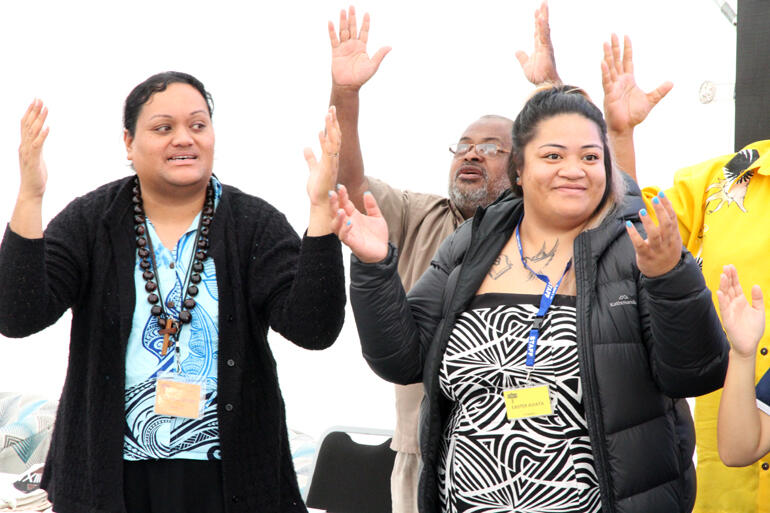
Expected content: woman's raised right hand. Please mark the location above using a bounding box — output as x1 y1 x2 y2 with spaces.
18 99 49 199
330 184 389 263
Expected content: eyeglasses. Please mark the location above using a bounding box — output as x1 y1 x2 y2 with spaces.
448 143 510 158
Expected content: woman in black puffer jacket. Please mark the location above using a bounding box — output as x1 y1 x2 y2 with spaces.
332 86 728 513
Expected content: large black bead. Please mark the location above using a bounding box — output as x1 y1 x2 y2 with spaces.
133 205 143 214
195 251 206 261
132 195 141 205
147 293 159 304
142 270 155 281
190 273 201 284
150 305 163 316
178 310 192 324
145 281 157 292
137 237 147 248
187 285 199 296
138 248 150 258
196 239 208 249
135 225 146 235
200 226 210 237
201 217 212 227
140 260 151 270
132 186 139 195
183 298 196 309
192 262 204 273
134 215 145 224
203 206 214 216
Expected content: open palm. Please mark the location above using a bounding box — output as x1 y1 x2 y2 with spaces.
601 34 672 133
717 265 765 358
329 7 390 90
331 185 389 263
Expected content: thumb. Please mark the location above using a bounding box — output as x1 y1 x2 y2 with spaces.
363 191 382 217
647 81 674 107
303 148 317 170
752 284 765 312
515 50 529 68
371 46 391 69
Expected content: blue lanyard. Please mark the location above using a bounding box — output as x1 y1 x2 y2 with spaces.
515 221 572 368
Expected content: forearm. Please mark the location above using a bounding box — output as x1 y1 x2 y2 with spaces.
350 247 424 385
307 205 332 237
0 226 69 337
609 128 637 181
269 233 345 350
644 254 729 395
9 193 44 239
718 350 765 466
330 85 368 211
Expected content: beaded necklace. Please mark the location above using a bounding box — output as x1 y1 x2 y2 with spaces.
132 176 214 359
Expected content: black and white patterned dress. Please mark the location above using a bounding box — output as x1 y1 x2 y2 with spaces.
437 293 601 513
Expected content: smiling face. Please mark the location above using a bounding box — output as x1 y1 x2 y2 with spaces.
448 117 513 218
124 82 214 195
519 113 607 230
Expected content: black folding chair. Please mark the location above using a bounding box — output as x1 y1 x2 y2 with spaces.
305 427 396 513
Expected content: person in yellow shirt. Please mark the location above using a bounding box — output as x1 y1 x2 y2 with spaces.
602 34 770 513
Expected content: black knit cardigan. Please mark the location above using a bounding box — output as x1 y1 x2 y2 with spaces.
0 176 346 513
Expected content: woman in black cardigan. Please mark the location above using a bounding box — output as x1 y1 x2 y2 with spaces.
0 72 345 513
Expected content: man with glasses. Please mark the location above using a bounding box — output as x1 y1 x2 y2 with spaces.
327 5 560 513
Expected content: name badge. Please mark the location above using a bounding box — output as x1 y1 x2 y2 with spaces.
503 385 553 420
154 373 204 419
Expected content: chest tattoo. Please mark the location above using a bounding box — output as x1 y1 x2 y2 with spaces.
488 254 514 279
524 240 559 281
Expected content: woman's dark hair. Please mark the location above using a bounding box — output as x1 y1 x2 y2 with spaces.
507 85 614 211
123 71 214 136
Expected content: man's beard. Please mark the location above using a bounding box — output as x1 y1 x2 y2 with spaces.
448 173 509 214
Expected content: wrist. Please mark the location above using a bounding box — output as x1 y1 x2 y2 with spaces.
16 189 45 204
358 242 389 264
331 83 362 98
609 127 635 141
730 347 758 363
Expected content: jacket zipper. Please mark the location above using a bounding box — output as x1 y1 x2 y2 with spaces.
574 233 615 512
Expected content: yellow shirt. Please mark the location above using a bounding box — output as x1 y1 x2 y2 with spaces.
642 140 770 513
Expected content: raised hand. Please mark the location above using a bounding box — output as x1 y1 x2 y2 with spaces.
329 6 391 92
601 34 673 135
330 184 388 263
625 191 683 278
18 99 50 199
515 1 561 86
717 265 765 358
305 106 341 208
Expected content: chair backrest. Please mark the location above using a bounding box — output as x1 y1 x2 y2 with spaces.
305 427 396 513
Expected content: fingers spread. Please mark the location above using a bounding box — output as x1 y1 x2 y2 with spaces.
339 9 349 40
348 5 358 40
624 220 646 252
328 20 339 47
622 35 633 74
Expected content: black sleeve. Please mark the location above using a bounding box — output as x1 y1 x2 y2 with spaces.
247 209 345 350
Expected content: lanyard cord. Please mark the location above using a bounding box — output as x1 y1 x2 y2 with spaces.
514 220 572 376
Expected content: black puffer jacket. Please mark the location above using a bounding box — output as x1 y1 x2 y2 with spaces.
350 188 728 513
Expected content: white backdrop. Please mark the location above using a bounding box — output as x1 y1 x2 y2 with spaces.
0 0 737 439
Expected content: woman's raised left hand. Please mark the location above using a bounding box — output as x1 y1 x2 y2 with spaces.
305 106 341 208
625 191 682 277
305 106 341 236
